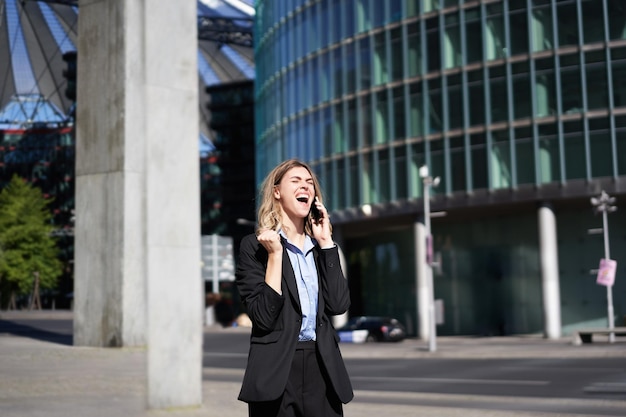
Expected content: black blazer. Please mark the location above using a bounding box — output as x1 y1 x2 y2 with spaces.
235 233 354 404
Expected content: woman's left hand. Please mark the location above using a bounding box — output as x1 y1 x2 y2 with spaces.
311 199 334 248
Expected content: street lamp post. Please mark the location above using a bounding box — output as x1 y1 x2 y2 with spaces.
590 191 617 343
420 165 440 352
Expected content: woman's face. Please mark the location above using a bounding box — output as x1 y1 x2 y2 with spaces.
274 166 315 220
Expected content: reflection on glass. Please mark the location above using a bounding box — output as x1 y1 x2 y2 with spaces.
407 22 422 77
375 90 389 144
491 130 512 189
486 3 506 59
374 32 388 86
531 6 553 52
444 13 461 69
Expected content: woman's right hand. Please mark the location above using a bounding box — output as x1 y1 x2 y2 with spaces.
257 229 282 255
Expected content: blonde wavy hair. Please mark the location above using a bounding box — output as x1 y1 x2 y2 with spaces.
256 159 329 236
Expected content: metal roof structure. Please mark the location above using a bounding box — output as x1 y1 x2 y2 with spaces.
0 0 255 151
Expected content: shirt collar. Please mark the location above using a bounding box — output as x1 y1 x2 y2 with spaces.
278 229 316 254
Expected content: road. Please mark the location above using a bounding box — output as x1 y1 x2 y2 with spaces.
2 314 626 416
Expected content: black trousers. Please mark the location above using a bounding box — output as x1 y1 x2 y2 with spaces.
248 341 343 417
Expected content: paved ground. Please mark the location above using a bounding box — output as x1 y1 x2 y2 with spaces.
1 310 625 417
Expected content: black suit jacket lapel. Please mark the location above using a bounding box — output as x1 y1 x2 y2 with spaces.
282 246 302 314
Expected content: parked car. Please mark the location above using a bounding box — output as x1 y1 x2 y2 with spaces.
336 316 407 343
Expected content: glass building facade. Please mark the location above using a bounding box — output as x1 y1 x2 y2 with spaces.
254 0 626 336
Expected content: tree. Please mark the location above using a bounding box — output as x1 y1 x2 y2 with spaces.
0 175 63 309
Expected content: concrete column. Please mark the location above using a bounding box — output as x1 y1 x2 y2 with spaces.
414 218 429 340
144 0 202 409
74 0 202 409
74 0 147 348
538 203 562 339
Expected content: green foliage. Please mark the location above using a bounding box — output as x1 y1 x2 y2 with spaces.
0 175 63 297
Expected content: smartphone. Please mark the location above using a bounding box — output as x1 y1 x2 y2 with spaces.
310 197 322 222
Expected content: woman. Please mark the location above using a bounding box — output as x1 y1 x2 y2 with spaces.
236 159 353 417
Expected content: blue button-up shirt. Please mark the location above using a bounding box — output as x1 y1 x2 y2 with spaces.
280 231 319 341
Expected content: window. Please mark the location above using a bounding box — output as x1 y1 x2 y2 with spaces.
608 0 626 41
612 53 626 108
346 42 357 94
538 123 560 184
333 47 344 99
465 8 483 64
361 93 373 147
490 66 508 123
426 16 441 72
589 118 613 178
410 141 426 198
375 89 389 144
556 1 578 48
530 4 554 52
444 13 461 69
392 86 406 140
582 0 606 44
512 61 531 119
447 74 464 129
379 149 390 202
616 116 626 176
374 32 389 85
395 145 408 199
407 22 422 77
348 98 358 150
471 133 488 189
563 120 586 180
359 37 372 90
486 3 506 59
491 129 512 189
468 70 485 126
509 9 529 56
409 81 424 137
349 155 360 206
450 136 466 192
560 54 583 114
586 51 609 111
535 59 555 118
357 0 371 33
515 127 534 185
333 102 345 154
428 79 443 133
391 27 404 81
337 157 346 208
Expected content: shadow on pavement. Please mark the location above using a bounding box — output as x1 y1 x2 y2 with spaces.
0 318 73 346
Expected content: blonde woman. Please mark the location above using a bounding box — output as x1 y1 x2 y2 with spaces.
236 159 353 417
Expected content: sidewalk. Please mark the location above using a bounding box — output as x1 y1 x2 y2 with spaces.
1 310 625 417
